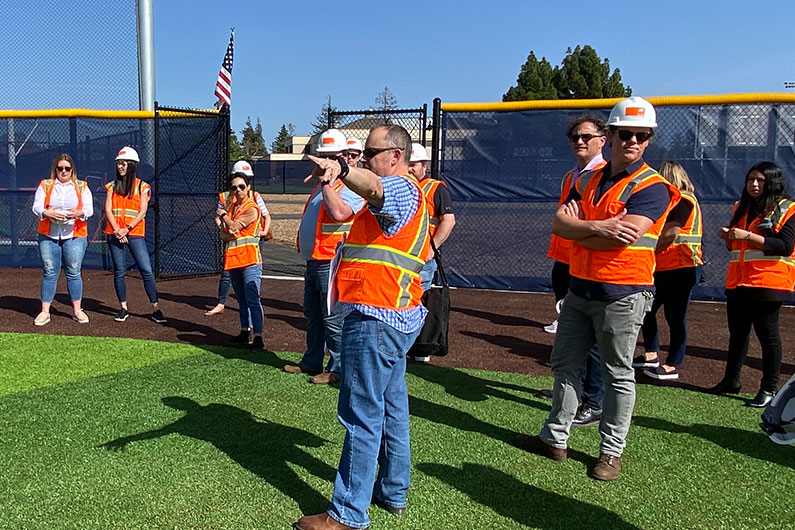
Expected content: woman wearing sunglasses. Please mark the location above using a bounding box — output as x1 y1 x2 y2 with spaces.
711 161 795 408
31 154 93 325
217 172 265 349
104 146 165 324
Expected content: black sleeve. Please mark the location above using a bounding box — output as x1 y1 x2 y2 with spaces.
764 214 795 256
564 188 582 203
433 183 454 215
664 200 693 227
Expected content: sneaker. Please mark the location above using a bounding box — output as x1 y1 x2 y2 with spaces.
114 308 129 322
309 372 340 385
643 365 679 380
227 329 252 346
73 310 90 324
631 354 659 369
591 453 622 481
543 320 558 334
34 312 51 326
408 355 431 363
151 309 166 323
250 336 264 350
572 406 602 427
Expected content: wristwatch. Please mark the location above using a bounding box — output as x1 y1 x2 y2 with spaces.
336 155 349 180
219 211 228 218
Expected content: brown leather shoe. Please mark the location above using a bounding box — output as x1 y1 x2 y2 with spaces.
513 434 567 462
309 372 340 385
591 453 621 481
292 513 364 530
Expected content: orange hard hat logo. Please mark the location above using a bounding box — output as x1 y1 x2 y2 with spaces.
242 164 250 170
625 107 645 117
347 140 356 145
119 149 127 155
322 137 335 145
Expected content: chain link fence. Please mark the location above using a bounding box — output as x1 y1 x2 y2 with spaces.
331 106 428 146
437 99 795 300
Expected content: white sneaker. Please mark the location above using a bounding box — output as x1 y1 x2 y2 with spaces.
555 299 564 315
543 320 558 334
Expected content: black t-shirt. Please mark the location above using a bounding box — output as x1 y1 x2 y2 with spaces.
430 180 453 216
665 199 693 226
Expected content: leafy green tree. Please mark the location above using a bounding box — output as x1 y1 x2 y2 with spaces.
311 95 337 134
504 45 631 101
240 116 267 158
229 129 244 160
271 123 296 154
375 86 398 110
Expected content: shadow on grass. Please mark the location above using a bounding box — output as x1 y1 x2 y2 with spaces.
457 329 552 362
633 415 795 470
417 462 641 529
204 345 291 371
100 396 336 514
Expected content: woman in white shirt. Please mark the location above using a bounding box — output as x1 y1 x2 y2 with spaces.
31 154 93 325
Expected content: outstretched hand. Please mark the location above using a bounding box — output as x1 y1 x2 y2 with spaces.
304 155 340 186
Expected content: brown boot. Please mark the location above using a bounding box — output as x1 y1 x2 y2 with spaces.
309 372 340 385
591 453 621 481
292 513 364 530
284 364 317 375
513 434 567 462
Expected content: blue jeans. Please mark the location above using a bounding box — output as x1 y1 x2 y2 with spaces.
300 260 342 374
419 258 437 291
328 311 421 528
228 263 263 335
581 346 604 410
107 235 158 304
38 235 88 303
217 269 232 305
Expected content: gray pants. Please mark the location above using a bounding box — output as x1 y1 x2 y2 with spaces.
539 290 652 456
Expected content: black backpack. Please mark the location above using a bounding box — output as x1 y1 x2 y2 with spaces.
760 374 795 446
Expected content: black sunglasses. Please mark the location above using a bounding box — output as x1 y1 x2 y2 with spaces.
56 166 72 172
230 184 247 191
569 133 603 143
344 151 362 158
615 129 653 143
363 146 401 159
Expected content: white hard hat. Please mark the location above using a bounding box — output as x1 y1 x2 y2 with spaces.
232 160 254 177
116 146 140 163
346 137 363 152
410 143 430 162
608 97 657 128
316 129 347 153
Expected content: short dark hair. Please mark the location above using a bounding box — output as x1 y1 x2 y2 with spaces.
566 114 608 138
372 124 412 163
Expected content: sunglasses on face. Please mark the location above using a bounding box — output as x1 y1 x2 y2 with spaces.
615 129 653 143
345 151 362 158
569 133 603 143
56 166 72 172
363 146 401 159
230 184 247 191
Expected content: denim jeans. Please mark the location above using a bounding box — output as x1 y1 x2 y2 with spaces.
38 235 88 303
580 345 604 410
299 260 342 374
217 269 232 305
229 263 263 335
419 258 437 291
107 235 158 304
327 311 421 528
539 290 652 457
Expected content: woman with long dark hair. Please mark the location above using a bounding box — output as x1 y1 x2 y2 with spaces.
711 161 795 407
104 146 165 323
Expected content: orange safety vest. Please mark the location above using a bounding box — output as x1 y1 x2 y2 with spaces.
104 178 150 236
37 179 88 238
569 163 680 286
223 196 261 270
218 190 268 234
337 175 430 309
656 191 703 271
418 177 447 238
547 161 607 264
726 198 795 292
295 181 356 260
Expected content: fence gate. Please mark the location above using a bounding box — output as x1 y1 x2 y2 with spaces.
154 104 229 279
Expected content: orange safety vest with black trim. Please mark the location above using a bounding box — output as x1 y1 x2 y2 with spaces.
547 161 607 264
224 196 261 270
656 191 703 271
218 190 268 234
569 163 680 286
418 177 447 238
726 198 795 292
104 178 149 236
295 181 356 260
336 175 431 309
37 179 88 238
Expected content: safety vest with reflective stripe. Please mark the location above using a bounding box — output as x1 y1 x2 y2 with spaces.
656 191 704 271
547 161 607 264
224 197 261 270
337 175 431 309
104 178 149 236
295 180 356 260
218 190 268 234
726 198 795 291
569 163 680 286
419 177 446 238
37 179 88 238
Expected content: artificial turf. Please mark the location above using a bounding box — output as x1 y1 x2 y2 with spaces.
0 332 792 529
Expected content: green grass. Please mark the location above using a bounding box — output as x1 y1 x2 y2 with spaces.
0 332 792 529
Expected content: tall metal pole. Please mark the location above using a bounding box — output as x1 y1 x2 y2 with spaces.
431 98 442 180
136 0 156 111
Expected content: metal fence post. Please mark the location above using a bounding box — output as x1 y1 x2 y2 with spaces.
421 103 428 145
431 98 441 180
153 101 161 279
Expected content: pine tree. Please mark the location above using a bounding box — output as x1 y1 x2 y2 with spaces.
240 116 267 158
375 86 398 110
229 129 244 160
271 123 296 154
311 95 337 134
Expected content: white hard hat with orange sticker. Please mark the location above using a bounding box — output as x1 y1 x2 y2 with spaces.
316 129 347 153
608 97 657 129
410 143 430 162
115 146 140 163
346 137 363 152
232 160 254 177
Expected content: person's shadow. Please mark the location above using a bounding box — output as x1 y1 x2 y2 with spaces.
100 396 337 513
417 462 641 529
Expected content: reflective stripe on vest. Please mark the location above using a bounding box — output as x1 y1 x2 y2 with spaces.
656 191 703 271
37 179 88 238
224 198 261 270
105 178 148 236
420 178 444 235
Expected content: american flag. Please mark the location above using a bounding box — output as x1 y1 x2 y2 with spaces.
214 30 234 107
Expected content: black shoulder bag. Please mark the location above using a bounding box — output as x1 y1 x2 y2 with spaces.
409 240 450 357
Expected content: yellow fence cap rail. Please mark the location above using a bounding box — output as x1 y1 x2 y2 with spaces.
441 93 795 113
0 108 219 119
